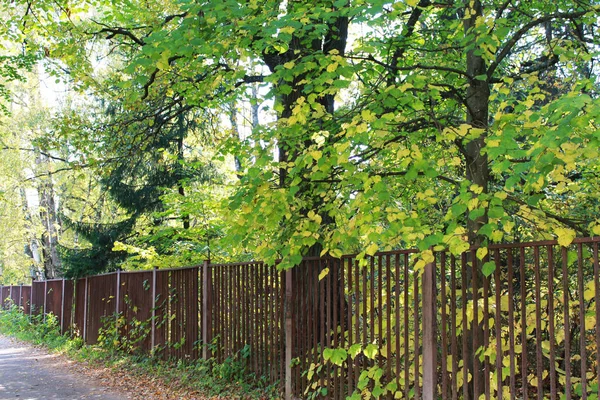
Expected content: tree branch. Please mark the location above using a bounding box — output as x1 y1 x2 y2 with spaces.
347 54 471 79
388 0 430 73
487 10 589 78
506 193 590 236
90 21 146 46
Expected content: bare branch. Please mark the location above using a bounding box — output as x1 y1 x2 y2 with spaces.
90 21 146 46
0 146 70 163
494 0 513 20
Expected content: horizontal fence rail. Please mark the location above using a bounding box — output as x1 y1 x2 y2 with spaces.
1 237 599 399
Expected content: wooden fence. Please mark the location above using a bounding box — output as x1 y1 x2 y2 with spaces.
1 237 599 399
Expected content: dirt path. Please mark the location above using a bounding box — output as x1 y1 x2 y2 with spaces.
0 335 126 400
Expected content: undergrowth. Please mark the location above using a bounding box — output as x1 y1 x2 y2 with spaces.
0 305 280 399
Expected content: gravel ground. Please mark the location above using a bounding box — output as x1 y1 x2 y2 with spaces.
0 335 125 400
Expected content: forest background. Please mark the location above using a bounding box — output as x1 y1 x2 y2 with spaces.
0 0 599 284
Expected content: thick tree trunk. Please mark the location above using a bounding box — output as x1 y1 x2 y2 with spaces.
261 2 349 356
463 1 489 398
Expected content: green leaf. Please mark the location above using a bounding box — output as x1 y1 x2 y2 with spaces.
357 371 370 390
349 343 362 358
372 385 385 398
482 261 496 277
488 207 504 219
329 349 348 366
386 382 398 393
364 344 378 360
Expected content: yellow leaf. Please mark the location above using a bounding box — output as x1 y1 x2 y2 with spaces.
556 329 564 345
503 221 514 233
406 0 419 6
318 268 330 281
500 295 509 311
476 247 488 260
310 150 322 161
326 62 338 72
397 148 410 158
361 109 376 122
280 26 295 34
585 314 596 329
283 61 295 69
470 184 483 194
422 250 435 264
555 227 576 247
355 122 368 133
330 248 343 258
584 281 595 302
366 243 378 256
468 197 479 210
491 230 503 242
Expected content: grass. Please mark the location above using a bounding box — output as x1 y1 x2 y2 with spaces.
0 305 281 399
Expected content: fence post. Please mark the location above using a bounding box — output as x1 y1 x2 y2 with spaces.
422 259 437 400
115 269 121 318
9 285 13 307
43 280 48 323
151 267 157 353
285 269 293 400
202 260 212 359
19 284 23 308
29 279 33 317
83 277 88 343
60 279 65 333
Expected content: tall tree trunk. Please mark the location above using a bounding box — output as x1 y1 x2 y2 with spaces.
36 152 61 279
176 135 190 230
463 1 489 398
260 2 349 354
20 188 43 279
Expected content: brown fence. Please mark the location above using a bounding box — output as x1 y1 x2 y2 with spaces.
283 238 600 399
207 262 285 383
3 237 600 399
0 284 32 314
31 281 45 316
154 267 200 360
70 267 200 359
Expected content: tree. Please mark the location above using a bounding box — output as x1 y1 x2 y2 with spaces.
7 0 600 396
